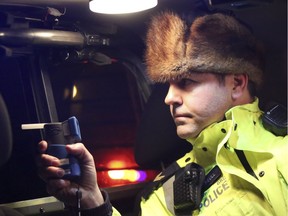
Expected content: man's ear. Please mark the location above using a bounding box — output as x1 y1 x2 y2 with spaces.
231 73 249 100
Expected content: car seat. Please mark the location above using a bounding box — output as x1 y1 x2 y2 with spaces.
0 93 24 216
0 93 12 167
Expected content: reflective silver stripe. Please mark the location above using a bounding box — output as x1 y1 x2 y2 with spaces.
163 175 175 215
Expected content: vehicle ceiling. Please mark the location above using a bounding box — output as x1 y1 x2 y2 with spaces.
0 0 287 105
0 0 285 41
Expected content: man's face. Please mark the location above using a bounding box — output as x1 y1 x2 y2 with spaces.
165 72 234 139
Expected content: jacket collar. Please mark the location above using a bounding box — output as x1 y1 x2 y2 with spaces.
185 99 263 167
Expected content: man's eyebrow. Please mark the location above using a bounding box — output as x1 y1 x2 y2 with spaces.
182 72 207 79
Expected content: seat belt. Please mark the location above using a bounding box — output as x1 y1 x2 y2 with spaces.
141 162 180 200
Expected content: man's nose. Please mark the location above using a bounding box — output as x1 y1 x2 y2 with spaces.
164 84 182 106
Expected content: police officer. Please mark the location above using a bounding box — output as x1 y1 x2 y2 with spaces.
37 11 288 216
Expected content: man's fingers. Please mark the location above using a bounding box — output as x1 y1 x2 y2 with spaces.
38 140 48 153
38 166 65 182
46 179 70 195
35 153 60 167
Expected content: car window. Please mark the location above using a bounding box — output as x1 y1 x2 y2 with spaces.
47 50 158 188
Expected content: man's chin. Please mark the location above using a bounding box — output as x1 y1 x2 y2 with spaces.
176 130 198 140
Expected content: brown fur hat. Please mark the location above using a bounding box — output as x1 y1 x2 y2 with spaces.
145 12 264 88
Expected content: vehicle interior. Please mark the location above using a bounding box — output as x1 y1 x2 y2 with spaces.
0 0 286 215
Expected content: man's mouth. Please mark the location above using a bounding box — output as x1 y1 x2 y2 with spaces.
173 113 192 124
173 113 192 118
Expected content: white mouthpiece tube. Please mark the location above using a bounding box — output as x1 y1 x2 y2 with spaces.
21 123 46 130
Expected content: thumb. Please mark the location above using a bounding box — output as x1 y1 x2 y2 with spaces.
65 143 95 165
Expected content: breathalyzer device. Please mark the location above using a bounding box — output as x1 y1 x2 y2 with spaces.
22 116 82 180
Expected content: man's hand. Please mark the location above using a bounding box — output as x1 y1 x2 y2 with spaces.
36 141 104 209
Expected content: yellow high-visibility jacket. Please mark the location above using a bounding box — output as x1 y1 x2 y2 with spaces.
140 99 288 216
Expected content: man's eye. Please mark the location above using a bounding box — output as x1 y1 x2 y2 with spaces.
178 79 196 87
